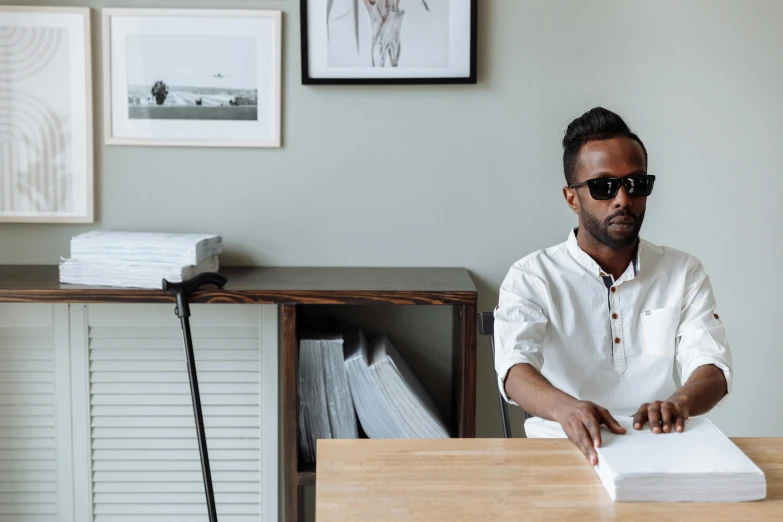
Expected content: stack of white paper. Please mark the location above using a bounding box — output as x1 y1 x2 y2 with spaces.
297 338 331 463
365 334 450 438
69 231 222 265
59 255 220 289
298 334 358 462
343 329 408 439
594 416 767 502
59 231 222 289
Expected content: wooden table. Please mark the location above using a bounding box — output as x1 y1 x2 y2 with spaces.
316 438 783 521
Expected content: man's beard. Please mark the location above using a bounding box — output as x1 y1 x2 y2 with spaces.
581 207 645 249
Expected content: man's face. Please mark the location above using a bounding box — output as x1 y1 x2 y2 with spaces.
566 137 648 249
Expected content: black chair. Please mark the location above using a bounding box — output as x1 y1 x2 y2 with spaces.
477 311 513 438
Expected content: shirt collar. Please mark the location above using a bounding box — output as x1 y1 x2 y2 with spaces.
566 228 642 283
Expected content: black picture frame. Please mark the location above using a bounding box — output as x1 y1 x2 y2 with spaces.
300 0 478 85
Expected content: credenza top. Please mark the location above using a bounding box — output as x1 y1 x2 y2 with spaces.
0 265 477 305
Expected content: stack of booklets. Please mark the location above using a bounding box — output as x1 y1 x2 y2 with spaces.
343 329 449 439
593 416 767 502
59 231 222 289
297 329 450 461
343 329 407 439
298 333 358 463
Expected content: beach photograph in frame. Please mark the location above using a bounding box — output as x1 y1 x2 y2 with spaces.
103 9 282 147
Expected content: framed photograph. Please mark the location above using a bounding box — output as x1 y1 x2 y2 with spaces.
0 6 94 223
301 0 477 84
103 9 282 148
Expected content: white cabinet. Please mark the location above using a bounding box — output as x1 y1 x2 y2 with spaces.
0 304 73 522
0 303 278 522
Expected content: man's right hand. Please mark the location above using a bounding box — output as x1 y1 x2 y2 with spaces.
503 364 627 465
554 400 626 465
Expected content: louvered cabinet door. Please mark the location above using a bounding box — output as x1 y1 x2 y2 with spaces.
0 304 75 522
70 304 278 522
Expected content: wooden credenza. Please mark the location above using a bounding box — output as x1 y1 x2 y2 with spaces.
0 265 478 522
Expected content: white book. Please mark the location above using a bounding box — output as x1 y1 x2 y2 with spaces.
594 416 767 502
297 334 358 463
343 329 408 439
58 255 220 289
297 339 331 463
367 334 450 439
319 334 359 440
69 231 222 265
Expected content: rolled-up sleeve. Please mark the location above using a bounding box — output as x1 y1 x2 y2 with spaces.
493 265 549 405
675 260 733 402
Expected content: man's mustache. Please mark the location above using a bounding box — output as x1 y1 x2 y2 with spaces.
605 211 638 225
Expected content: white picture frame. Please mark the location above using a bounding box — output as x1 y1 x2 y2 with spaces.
0 6 94 223
102 8 282 148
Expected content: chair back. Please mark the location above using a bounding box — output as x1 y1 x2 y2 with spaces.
477 312 512 438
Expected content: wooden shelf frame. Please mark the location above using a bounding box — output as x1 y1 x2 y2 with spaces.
0 266 476 305
283 299 476 522
0 265 478 522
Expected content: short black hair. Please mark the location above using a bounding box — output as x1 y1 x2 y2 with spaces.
562 107 648 186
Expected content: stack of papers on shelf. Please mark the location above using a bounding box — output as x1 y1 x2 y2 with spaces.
299 327 450 461
343 329 408 439
69 231 222 265
594 416 767 502
59 255 219 289
58 231 222 289
298 334 358 463
363 334 450 439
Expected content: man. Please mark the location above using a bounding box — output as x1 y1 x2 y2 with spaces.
494 107 732 465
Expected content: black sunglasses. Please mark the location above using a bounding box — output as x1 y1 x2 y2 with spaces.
568 174 656 200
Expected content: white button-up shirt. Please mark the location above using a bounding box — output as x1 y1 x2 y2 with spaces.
494 229 732 431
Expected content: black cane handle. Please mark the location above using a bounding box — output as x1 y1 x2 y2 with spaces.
162 272 228 318
162 272 227 294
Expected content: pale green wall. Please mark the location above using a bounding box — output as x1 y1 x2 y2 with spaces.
3 0 782 446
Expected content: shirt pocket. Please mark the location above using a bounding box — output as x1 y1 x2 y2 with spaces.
640 306 680 358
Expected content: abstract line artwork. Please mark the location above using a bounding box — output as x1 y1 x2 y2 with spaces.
0 7 93 223
1 27 68 213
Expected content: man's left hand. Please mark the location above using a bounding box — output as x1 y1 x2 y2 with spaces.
633 400 689 433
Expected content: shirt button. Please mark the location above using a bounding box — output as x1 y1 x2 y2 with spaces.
600 272 606 277
611 287 617 293
614 337 621 344
612 313 619 320
714 313 720 319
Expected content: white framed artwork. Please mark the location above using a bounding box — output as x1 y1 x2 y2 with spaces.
0 6 94 223
103 9 282 148
301 0 477 84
